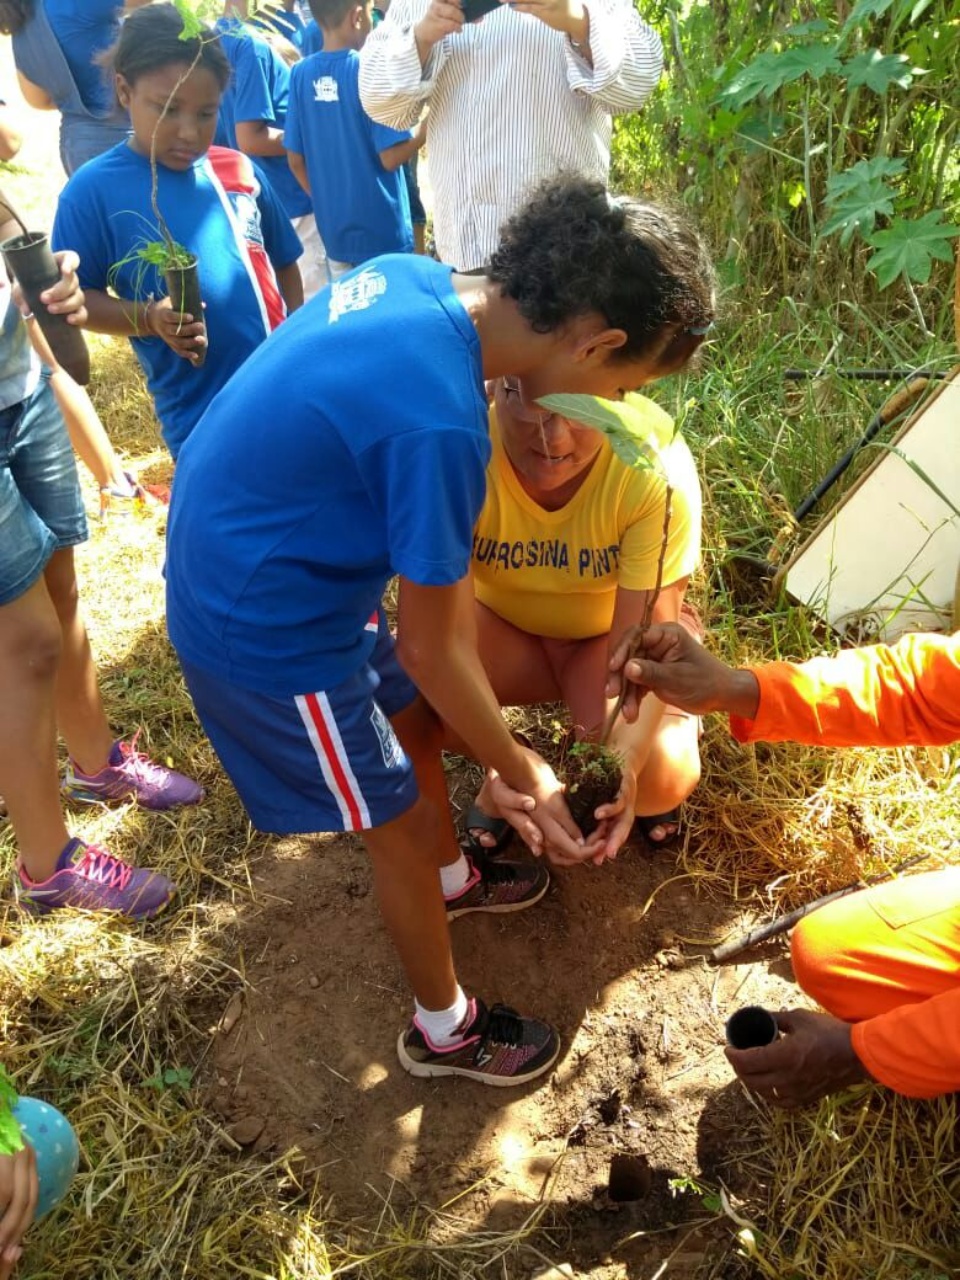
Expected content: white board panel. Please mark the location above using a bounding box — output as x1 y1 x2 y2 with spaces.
784 370 960 640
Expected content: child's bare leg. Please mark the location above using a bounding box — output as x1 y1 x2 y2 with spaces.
0 578 71 880
26 320 128 492
43 548 113 775
390 694 461 869
363 793 459 1010
48 368 128 491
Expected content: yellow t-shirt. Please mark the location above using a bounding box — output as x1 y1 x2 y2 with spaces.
472 399 702 640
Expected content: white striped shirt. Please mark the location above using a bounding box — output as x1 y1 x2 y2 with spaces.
358 0 663 270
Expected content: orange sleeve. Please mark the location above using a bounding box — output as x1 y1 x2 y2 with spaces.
851 989 960 1097
729 631 960 748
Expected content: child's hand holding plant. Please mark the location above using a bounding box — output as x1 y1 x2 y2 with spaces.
141 295 207 364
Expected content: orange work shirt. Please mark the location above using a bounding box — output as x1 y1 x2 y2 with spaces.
729 630 960 1097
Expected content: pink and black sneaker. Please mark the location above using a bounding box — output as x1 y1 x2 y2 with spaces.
63 735 203 810
17 838 176 920
397 998 560 1087
444 852 550 920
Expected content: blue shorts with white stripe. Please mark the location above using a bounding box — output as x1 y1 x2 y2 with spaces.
180 611 419 833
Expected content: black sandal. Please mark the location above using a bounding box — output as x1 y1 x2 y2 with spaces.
463 805 514 856
635 808 681 849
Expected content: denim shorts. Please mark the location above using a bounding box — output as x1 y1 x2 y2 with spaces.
0 374 87 606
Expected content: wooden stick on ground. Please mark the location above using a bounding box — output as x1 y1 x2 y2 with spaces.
711 851 932 963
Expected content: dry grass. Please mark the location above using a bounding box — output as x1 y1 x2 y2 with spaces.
728 1090 960 1280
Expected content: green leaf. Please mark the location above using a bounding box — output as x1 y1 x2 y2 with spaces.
172 0 203 39
866 211 960 287
145 1065 195 1092
720 45 843 107
535 393 677 471
0 1067 23 1156
843 49 921 93
822 157 904 245
841 0 896 37
826 155 906 195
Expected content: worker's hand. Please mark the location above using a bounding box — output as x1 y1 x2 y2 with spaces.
0 1145 38 1280
15 249 87 326
725 1009 870 1108
488 753 598 866
607 622 760 721
143 297 207 364
414 0 463 58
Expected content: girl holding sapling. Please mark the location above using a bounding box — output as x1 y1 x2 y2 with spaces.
450 203 714 865
51 3 304 461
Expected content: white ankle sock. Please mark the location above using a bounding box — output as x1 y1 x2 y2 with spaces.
415 987 471 1047
439 852 471 898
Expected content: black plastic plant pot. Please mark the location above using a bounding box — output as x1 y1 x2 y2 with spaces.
164 255 206 369
725 1005 779 1050
1 231 90 385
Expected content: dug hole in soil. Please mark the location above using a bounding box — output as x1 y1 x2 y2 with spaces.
205 817 805 1278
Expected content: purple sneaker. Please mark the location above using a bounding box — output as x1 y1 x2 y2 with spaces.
64 734 203 810
397 998 560 1087
17 838 176 920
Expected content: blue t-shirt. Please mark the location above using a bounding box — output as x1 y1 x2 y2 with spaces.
44 0 120 117
285 51 412 264
214 18 312 220
252 6 307 50
302 21 323 55
52 142 302 459
166 257 489 697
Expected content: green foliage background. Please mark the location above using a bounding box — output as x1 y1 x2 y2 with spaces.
612 0 959 317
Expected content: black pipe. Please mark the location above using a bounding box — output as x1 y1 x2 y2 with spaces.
792 378 930 522
784 368 948 382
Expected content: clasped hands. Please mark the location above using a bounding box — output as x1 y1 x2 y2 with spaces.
487 743 637 868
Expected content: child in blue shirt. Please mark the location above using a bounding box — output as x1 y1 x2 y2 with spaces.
285 0 425 279
51 4 303 460
214 12 312 223
213 10 327 297
165 178 717 1087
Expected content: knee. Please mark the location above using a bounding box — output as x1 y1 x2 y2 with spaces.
396 696 445 763
790 911 840 1009
638 728 701 810
1 610 62 684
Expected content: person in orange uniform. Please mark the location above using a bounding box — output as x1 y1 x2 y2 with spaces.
608 623 960 1107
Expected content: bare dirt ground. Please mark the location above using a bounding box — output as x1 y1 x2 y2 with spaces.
208 819 805 1277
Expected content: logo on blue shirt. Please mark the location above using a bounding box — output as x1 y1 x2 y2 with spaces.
328 267 388 323
313 75 339 102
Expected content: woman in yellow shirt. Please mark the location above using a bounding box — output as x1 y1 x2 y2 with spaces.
463 375 704 858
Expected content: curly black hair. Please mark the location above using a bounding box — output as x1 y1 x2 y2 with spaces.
105 3 230 92
488 177 716 373
0 1 34 37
